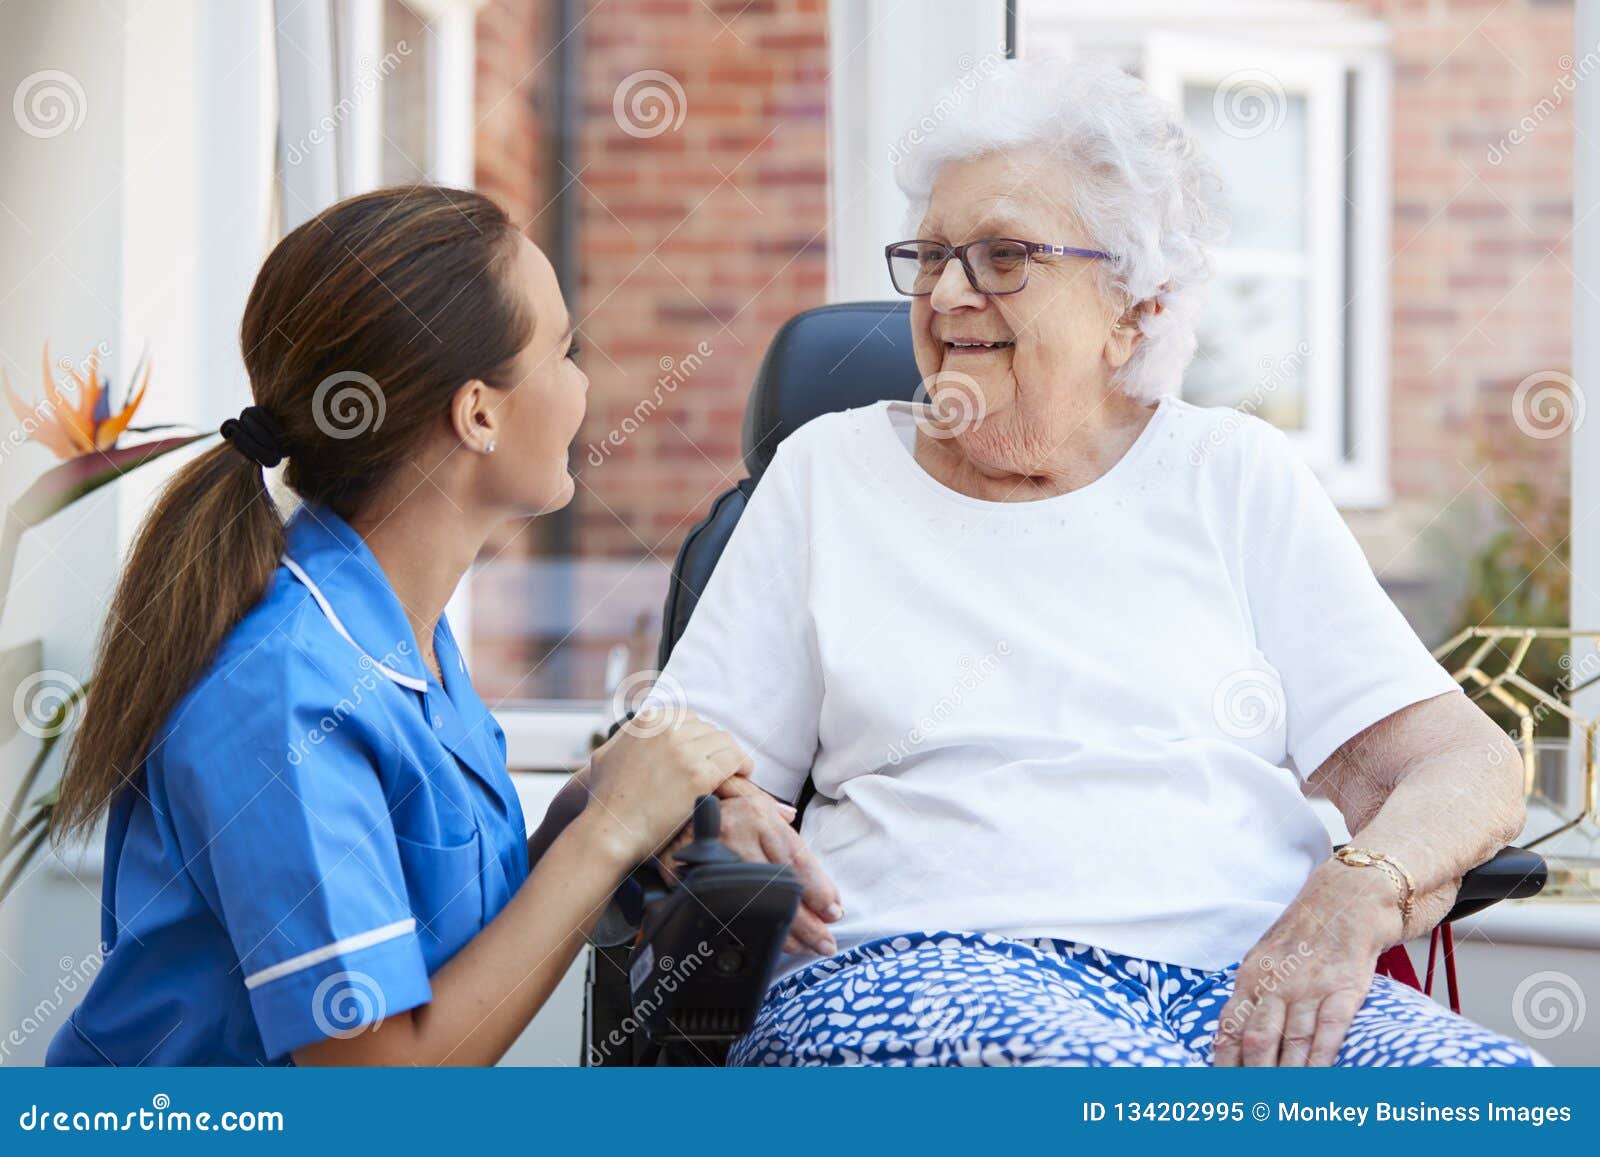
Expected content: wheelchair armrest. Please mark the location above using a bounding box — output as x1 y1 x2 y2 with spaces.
1442 845 1548 924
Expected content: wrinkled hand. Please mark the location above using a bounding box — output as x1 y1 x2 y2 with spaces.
1212 862 1404 1067
585 709 751 863
657 775 843 957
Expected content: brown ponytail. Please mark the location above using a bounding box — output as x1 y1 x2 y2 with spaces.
54 185 533 841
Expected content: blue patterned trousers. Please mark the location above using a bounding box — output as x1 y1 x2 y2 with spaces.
729 931 1543 1067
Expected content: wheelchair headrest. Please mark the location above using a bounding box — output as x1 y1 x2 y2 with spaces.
741 301 922 479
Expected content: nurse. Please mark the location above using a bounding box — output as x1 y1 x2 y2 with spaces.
45 185 749 1066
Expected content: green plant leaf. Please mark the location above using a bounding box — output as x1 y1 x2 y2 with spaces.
10 433 209 529
0 824 50 907
1 681 82 847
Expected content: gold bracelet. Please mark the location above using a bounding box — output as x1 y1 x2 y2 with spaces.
1331 845 1416 924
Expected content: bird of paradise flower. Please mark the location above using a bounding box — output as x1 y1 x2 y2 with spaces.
1 344 209 902
1 343 207 610
4 343 153 458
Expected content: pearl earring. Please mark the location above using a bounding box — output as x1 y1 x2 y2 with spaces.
486 440 497 454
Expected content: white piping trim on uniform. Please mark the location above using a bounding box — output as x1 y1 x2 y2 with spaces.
281 556 427 692
243 918 417 989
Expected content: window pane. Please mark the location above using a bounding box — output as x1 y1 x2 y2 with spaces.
1186 274 1308 429
1182 82 1307 252
381 0 429 184
472 553 670 705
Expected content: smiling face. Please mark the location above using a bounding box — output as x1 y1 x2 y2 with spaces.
909 148 1144 477
496 234 589 514
445 233 590 518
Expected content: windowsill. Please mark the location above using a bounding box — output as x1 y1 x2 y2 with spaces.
1449 899 1600 951
494 702 607 771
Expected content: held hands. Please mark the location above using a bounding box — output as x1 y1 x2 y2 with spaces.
657 774 845 957
1212 860 1406 1067
582 708 752 865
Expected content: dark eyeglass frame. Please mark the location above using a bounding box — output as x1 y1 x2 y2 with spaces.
884 237 1115 297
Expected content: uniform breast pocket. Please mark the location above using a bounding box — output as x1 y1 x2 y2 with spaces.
393 830 485 971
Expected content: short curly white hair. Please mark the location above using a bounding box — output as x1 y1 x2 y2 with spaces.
895 57 1230 403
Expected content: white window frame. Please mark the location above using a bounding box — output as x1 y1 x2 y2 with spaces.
827 0 1009 301
326 0 481 193
1143 36 1346 477
1572 0 1600 719
1004 2 1393 507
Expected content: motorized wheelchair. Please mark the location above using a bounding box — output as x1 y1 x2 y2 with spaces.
580 300 1549 1067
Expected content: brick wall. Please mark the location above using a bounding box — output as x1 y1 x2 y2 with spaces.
474 0 551 242
1348 0 1573 639
477 0 827 550
568 0 830 556
472 0 830 698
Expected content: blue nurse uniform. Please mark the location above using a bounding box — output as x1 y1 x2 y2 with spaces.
47 503 528 1065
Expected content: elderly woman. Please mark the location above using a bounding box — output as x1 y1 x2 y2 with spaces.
641 59 1536 1067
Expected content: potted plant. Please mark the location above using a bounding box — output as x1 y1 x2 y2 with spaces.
1 345 207 902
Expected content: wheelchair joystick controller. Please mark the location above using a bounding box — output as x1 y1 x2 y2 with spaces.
625 794 803 1053
672 795 740 871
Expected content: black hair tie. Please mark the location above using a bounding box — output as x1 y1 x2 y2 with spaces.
220 405 288 468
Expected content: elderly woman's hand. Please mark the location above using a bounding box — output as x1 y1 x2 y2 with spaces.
1211 860 1405 1067
656 775 843 957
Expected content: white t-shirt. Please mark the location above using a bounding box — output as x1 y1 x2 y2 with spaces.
653 396 1459 976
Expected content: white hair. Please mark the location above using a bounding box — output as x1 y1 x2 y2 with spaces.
895 57 1230 403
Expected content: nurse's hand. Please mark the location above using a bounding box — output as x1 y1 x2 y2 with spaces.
657 775 843 957
583 708 752 863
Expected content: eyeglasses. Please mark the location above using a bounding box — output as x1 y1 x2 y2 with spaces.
884 237 1113 297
